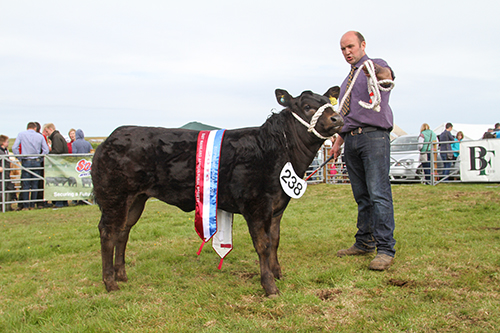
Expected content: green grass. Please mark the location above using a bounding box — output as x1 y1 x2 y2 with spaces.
1 184 499 332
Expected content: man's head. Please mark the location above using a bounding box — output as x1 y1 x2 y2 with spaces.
27 122 37 130
494 123 500 130
0 135 8 148
42 123 56 137
340 31 366 66
446 122 453 131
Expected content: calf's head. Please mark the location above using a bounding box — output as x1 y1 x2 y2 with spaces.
275 87 344 139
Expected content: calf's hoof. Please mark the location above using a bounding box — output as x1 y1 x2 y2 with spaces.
104 281 120 292
115 270 128 282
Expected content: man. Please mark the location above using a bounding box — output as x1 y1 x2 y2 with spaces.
438 123 454 177
42 123 68 208
42 123 69 154
12 122 50 210
331 31 396 270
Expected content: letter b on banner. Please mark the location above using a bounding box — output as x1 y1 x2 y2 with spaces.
469 146 490 172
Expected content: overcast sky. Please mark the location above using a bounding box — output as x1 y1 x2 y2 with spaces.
1 0 499 139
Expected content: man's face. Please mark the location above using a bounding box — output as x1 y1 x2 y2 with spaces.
1 139 8 148
340 32 366 65
43 128 53 137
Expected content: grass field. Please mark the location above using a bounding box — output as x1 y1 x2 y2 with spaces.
1 183 499 332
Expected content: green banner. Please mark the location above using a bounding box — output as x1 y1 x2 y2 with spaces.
44 155 93 201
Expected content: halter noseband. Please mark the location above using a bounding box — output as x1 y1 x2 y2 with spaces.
291 103 335 140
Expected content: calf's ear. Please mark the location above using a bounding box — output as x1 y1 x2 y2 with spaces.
324 86 340 106
324 86 340 99
275 89 293 107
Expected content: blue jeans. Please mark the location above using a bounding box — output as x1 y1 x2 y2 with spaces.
21 158 42 208
440 153 451 176
343 130 396 257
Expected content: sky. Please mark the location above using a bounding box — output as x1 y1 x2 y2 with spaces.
1 0 499 139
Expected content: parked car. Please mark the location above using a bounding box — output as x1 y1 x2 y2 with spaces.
389 135 423 181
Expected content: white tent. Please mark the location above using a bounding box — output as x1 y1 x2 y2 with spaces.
433 123 492 141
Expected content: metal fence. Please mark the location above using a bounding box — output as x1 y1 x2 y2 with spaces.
305 140 463 186
0 141 466 212
1 154 94 212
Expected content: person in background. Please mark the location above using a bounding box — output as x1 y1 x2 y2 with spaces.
42 123 68 154
12 122 50 210
42 123 68 208
418 123 437 184
67 128 76 153
331 31 396 271
451 131 464 159
35 121 48 208
438 123 454 177
493 123 500 138
0 135 16 211
483 131 496 139
72 129 92 154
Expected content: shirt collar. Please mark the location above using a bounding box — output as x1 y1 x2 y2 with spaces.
354 54 369 69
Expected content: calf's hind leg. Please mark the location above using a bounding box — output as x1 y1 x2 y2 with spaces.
114 194 149 282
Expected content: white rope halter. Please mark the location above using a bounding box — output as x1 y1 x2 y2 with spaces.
337 59 395 113
291 103 335 140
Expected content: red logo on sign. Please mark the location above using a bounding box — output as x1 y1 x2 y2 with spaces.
76 159 92 173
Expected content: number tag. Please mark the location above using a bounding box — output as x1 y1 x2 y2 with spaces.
280 162 307 198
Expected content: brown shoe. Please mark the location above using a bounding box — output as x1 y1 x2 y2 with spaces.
368 254 394 271
337 245 374 258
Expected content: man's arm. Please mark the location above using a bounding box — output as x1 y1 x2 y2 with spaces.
12 136 21 155
330 136 345 161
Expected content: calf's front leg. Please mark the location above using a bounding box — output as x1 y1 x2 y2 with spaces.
247 219 280 296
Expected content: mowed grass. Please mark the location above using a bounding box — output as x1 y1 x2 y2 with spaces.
1 184 499 332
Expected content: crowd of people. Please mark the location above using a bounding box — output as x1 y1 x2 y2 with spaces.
0 122 93 211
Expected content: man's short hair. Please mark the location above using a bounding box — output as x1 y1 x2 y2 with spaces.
495 122 500 129
354 31 365 45
0 134 8 143
446 122 453 129
43 123 56 131
27 122 37 129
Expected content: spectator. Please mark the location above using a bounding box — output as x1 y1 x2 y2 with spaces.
493 123 500 138
438 122 454 177
42 123 68 208
35 121 48 208
0 135 16 211
67 128 76 153
418 123 437 184
483 132 496 139
451 131 464 159
42 123 68 154
12 122 49 210
72 129 92 154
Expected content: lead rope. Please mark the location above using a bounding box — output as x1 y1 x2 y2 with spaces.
337 59 395 113
291 103 335 140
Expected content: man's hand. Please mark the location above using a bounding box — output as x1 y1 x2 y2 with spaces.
362 63 393 81
330 136 344 161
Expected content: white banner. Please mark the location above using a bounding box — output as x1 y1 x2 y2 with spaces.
460 139 500 182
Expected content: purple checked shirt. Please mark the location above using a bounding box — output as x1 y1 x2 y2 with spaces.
339 54 395 134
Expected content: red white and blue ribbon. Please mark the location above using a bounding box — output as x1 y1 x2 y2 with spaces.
194 130 233 268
